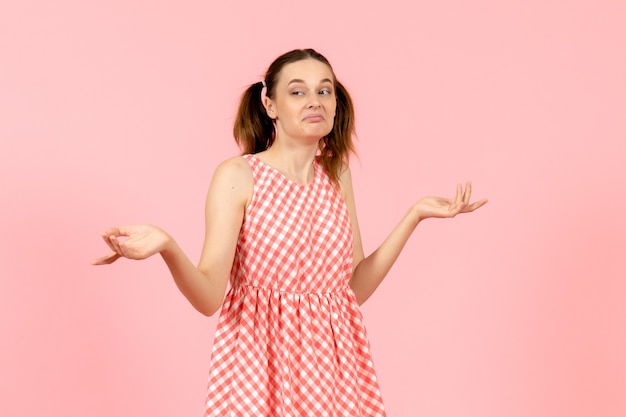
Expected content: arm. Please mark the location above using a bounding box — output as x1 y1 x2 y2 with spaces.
93 156 253 316
339 168 487 305
162 156 252 315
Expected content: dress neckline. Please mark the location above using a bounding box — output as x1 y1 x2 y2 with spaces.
248 154 318 187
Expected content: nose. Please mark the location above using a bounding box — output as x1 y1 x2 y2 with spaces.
307 95 321 108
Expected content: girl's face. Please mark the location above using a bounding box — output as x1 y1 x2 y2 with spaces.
264 59 337 144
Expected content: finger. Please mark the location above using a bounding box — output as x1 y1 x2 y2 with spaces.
453 183 469 215
100 226 127 252
463 181 472 205
455 183 463 207
117 225 134 237
463 199 489 213
103 226 134 239
102 227 122 237
101 233 117 253
107 235 124 255
91 252 121 265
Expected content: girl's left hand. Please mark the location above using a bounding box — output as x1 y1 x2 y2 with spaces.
412 182 488 221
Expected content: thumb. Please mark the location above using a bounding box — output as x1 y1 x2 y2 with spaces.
91 252 121 265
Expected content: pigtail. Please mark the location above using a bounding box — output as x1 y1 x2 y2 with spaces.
318 79 357 184
233 81 275 154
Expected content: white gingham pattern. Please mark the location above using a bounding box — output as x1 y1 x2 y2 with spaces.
204 154 386 416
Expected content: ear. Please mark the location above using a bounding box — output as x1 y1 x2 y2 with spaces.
263 97 277 120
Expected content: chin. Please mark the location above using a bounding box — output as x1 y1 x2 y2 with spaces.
308 124 333 138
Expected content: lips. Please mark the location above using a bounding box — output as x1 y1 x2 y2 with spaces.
303 114 324 122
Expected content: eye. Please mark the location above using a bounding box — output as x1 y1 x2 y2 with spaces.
291 90 305 96
319 88 333 95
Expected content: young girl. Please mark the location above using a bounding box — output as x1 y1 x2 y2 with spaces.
93 48 487 416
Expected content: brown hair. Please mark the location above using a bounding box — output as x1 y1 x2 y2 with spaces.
233 48 356 184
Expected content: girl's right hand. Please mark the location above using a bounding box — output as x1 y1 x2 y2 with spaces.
92 224 172 265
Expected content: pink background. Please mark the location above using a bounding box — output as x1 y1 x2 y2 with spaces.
1 1 625 416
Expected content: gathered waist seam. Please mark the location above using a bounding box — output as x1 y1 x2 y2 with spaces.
230 283 350 296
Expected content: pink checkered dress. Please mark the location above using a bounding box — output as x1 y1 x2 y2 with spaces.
204 154 386 416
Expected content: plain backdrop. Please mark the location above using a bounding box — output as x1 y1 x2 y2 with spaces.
1 1 625 416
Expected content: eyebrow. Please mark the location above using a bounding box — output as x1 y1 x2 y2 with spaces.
287 78 334 86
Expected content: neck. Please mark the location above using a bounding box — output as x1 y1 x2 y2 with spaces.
261 141 318 185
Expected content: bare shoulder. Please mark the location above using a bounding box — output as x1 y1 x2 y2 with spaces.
208 155 254 205
213 156 252 182
338 163 354 199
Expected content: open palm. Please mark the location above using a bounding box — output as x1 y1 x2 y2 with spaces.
413 182 488 220
92 224 171 265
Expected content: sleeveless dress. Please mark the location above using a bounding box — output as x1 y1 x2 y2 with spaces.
204 154 386 416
